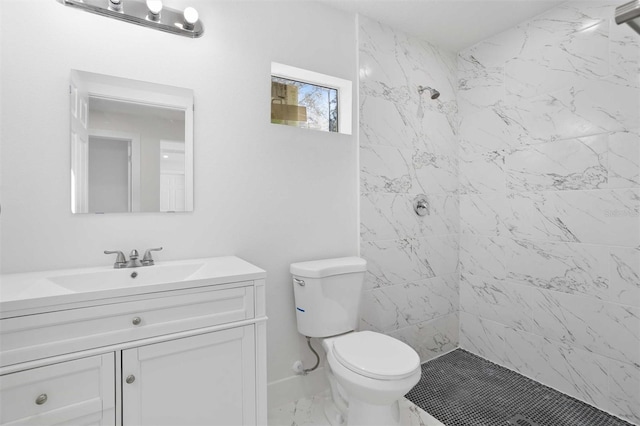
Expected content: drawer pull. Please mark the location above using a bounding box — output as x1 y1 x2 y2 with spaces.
35 394 48 405
126 374 136 384
132 317 142 326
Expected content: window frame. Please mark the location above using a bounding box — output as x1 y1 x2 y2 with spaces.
271 62 352 135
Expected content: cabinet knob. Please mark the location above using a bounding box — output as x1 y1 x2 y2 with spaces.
35 393 48 405
126 374 136 384
132 317 142 326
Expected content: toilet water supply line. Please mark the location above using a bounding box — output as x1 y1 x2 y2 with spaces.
298 336 320 375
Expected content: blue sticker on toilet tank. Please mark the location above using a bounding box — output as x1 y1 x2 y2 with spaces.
296 307 305 312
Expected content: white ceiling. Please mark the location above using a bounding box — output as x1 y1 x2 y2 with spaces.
319 0 565 52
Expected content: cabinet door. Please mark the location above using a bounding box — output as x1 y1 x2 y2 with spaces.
122 325 256 426
0 353 115 426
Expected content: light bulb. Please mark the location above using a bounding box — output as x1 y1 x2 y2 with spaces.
108 0 122 12
147 0 163 18
183 7 199 30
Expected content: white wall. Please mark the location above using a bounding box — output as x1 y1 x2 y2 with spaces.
0 0 358 392
0 0 3 270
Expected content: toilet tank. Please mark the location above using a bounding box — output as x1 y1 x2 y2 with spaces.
290 257 367 338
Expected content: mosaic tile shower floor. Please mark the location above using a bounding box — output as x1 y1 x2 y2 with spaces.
406 349 633 426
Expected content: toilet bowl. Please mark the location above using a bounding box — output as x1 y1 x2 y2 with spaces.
322 331 421 426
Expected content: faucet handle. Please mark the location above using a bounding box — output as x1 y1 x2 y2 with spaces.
104 250 126 269
142 247 163 266
129 249 139 260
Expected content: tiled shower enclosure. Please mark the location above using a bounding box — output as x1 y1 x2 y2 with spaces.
358 2 640 425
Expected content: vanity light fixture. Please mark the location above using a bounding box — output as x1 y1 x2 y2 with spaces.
59 0 204 38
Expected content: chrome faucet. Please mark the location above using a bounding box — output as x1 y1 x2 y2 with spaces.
104 247 162 268
126 249 143 268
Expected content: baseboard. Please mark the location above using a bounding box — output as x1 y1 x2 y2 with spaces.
267 367 328 410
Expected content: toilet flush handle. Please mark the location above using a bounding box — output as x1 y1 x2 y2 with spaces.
294 278 305 286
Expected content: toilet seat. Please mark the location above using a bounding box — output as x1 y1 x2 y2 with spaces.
332 331 420 380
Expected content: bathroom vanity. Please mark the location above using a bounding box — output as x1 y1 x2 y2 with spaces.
0 256 267 426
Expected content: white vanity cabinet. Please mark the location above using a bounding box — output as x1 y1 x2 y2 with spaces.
0 257 267 426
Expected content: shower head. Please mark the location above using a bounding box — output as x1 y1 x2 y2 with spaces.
418 85 440 100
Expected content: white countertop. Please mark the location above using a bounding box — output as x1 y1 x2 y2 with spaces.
0 256 266 318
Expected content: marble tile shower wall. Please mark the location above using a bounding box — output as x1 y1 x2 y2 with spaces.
358 17 460 361
456 2 639 424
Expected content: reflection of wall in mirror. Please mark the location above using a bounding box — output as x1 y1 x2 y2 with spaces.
89 108 185 212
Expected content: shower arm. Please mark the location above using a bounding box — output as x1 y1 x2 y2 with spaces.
615 0 640 35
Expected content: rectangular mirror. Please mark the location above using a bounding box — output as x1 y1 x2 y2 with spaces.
70 70 194 213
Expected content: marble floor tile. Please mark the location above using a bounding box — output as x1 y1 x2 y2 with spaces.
268 391 445 426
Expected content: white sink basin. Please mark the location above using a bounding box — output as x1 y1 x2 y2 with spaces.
48 262 205 292
0 256 266 318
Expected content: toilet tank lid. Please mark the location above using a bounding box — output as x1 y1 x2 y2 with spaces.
290 257 367 278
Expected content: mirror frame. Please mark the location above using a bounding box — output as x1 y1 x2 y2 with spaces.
70 70 194 213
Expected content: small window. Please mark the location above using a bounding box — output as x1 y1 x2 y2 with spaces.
270 63 352 135
271 77 338 132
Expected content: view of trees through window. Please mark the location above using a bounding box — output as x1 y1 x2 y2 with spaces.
271 76 338 132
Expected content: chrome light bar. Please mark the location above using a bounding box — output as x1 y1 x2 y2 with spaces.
60 0 204 38
615 0 640 35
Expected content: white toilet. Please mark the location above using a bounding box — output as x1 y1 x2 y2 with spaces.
290 257 421 426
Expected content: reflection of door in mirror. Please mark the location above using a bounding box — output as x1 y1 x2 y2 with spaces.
70 75 89 214
160 140 186 212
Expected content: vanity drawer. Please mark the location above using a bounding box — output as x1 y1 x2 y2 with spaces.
0 285 254 367
0 353 115 426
